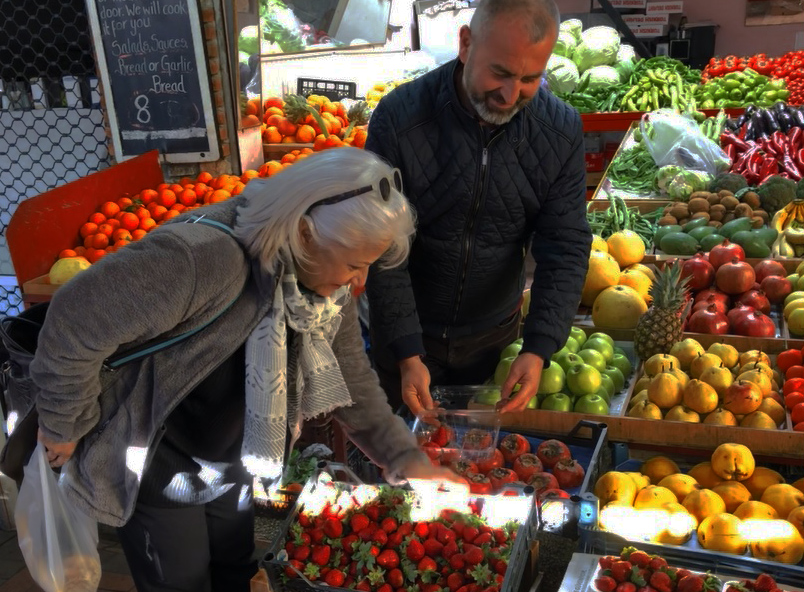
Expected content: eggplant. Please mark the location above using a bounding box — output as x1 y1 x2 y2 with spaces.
735 114 748 128
744 116 758 142
793 107 804 129
744 104 758 118
761 108 780 136
773 101 788 116
777 111 793 133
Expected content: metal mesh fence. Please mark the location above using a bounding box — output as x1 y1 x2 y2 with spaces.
0 0 110 315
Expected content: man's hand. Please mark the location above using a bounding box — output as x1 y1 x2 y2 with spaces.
497 352 544 413
37 428 77 468
399 355 435 418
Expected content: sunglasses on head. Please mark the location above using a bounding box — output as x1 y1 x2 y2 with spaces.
306 169 403 214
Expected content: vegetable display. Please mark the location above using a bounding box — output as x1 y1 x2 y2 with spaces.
621 57 702 112
695 68 789 110
607 143 658 195
586 195 660 248
702 51 804 105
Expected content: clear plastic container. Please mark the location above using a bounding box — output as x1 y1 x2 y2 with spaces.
412 408 502 462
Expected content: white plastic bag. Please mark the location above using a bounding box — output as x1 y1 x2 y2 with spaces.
15 443 101 592
639 109 730 176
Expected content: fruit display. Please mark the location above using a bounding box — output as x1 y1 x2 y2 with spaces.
626 341 793 430
271 479 527 592
773 347 804 431
654 190 775 258
592 446 804 564
488 329 634 416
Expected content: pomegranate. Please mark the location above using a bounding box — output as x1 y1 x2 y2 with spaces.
709 239 745 270
727 303 756 329
715 259 756 295
761 275 793 304
687 304 729 334
734 311 777 337
692 295 728 315
694 287 730 306
680 253 715 291
753 259 787 283
737 289 771 315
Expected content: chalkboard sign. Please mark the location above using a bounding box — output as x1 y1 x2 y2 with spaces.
87 0 219 162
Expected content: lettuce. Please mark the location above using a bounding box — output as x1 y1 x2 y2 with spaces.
554 31 577 58
546 55 580 95
559 19 583 44
573 26 620 73
579 65 620 91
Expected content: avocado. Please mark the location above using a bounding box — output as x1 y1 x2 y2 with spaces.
660 232 700 256
654 224 683 246
719 217 754 239
682 217 710 232
742 237 771 258
699 234 726 252
687 226 718 243
752 227 779 247
730 230 755 247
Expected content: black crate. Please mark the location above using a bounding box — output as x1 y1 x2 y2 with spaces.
296 78 357 101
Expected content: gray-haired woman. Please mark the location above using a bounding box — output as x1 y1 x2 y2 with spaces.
30 147 457 591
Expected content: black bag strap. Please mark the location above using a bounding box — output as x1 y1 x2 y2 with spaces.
103 216 245 370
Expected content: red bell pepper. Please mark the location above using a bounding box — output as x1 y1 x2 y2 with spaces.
798 148 804 170
759 155 779 179
781 154 803 181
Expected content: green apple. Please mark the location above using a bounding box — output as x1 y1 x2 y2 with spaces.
601 365 626 393
473 387 502 406
587 332 614 347
537 363 565 395
599 374 615 399
526 396 539 409
494 356 516 386
583 337 614 363
540 392 573 412
577 348 607 372
593 386 611 404
500 340 523 360
569 327 587 348
610 353 632 380
574 394 610 415
564 336 580 354
554 352 584 375
613 346 627 357
566 363 602 396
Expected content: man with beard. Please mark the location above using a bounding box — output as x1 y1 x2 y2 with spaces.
365 0 592 417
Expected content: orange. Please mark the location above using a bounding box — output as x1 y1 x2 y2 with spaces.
232 182 246 195
88 212 106 225
85 233 109 250
74 246 86 257
100 201 120 219
264 106 284 118
178 189 197 207
150 205 168 221
281 136 296 144
324 136 344 149
301 147 314 155
241 114 261 127
157 189 177 209
321 101 338 115
162 209 181 222
131 229 147 241
119 212 140 231
86 249 106 264
263 96 284 110
295 124 315 143
112 229 132 242
58 249 78 259
197 171 213 184
97 223 114 237
281 153 297 165
258 161 283 178
313 134 327 151
139 189 158 206
245 98 260 117
139 217 156 232
265 114 283 128
351 128 367 148
240 170 259 184
171 204 187 213
79 222 99 238
117 196 134 209
179 177 193 186
105 218 120 230
208 189 230 204
262 126 282 144
113 239 130 248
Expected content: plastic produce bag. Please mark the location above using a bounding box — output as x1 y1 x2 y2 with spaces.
15 443 101 592
640 109 730 176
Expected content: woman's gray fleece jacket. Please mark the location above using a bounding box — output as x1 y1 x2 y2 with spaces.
29 196 426 527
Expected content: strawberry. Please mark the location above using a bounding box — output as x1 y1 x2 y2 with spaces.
616 583 637 592
292 545 310 561
493 529 508 545
430 425 452 447
423 538 444 557
372 529 389 547
387 568 404 588
442 540 460 558
448 573 467 590
636 587 658 592
599 555 618 570
675 570 693 582
387 531 405 548
378 549 400 569
377 585 393 592
649 571 673 592
311 545 331 566
284 559 304 578
610 561 633 583
310 528 326 544
648 556 668 571
365 505 381 522
418 556 438 573
473 532 493 546
422 585 444 592
414 522 430 538
381 517 398 533
355 579 371 592
494 559 507 576
303 564 320 581
406 539 425 562
676 575 704 592
324 569 346 587
596 576 618 592
323 517 343 538
437 526 457 545
754 575 777 592
342 534 359 554
463 525 479 544
628 551 651 568
350 513 370 533
463 544 485 566
449 554 466 570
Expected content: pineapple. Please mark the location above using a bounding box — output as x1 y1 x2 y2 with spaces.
634 263 690 361
282 94 311 124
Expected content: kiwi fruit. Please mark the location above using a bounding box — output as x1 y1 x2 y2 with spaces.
741 191 761 209
691 211 711 222
709 204 726 221
753 209 769 224
669 203 689 220
690 191 711 202
677 217 690 227
721 212 735 224
734 203 754 218
720 195 739 211
658 214 678 226
751 216 764 229
718 189 734 199
706 193 722 206
688 197 710 213
707 220 723 229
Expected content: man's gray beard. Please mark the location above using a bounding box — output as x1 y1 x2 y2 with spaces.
468 94 523 125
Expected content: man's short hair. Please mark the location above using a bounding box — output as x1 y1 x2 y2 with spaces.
469 0 560 44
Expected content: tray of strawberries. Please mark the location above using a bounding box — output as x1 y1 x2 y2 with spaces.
415 418 609 505
260 463 540 592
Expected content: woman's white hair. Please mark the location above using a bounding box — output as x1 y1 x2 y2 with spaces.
234 147 415 274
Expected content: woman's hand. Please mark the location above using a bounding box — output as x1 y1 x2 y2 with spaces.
402 456 468 488
398 356 436 420
37 429 77 468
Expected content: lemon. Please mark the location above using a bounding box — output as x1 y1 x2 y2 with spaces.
606 230 646 268
591 234 608 253
49 257 91 285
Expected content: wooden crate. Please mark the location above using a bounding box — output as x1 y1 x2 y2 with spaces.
471 333 804 463
587 199 670 214
263 142 314 161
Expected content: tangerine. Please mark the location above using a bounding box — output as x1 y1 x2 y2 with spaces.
119 212 141 231
139 217 157 232
131 229 147 241
86 249 106 264
295 124 316 143
197 171 213 184
139 189 158 206
97 223 114 237
158 189 177 208
88 212 106 225
112 229 132 242
117 197 134 209
178 189 197 207
80 222 99 238
58 249 78 259
100 201 120 218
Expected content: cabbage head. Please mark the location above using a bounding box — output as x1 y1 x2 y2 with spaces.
617 44 636 63
559 19 583 43
546 55 579 95
554 31 576 58
573 26 620 73
579 65 620 91
614 44 638 82
238 26 260 56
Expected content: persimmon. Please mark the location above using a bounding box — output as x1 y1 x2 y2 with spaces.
88 212 106 225
80 222 99 238
240 170 259 184
264 106 283 118
208 189 231 204
324 136 344 149
281 136 296 143
351 128 367 148
262 126 282 144
58 249 78 259
313 134 327 151
300 147 314 155
245 98 260 117
276 118 297 137
100 201 120 218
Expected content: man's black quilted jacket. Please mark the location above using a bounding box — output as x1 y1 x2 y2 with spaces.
365 59 592 366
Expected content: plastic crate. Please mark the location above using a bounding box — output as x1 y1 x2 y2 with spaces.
260 462 540 592
412 408 502 462
296 78 357 101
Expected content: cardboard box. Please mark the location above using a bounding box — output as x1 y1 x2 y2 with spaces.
594 0 646 8
645 1 684 14
632 25 668 37
585 152 605 172
622 13 670 26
